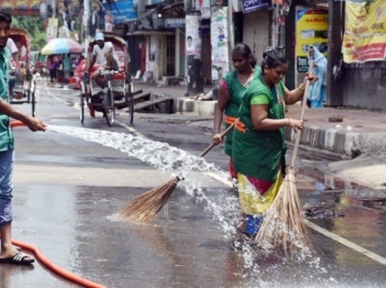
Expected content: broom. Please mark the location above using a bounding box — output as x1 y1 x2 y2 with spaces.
119 119 239 222
254 69 314 258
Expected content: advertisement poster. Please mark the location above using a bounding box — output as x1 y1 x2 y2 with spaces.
186 15 202 56
211 9 230 79
295 7 328 72
103 0 138 24
343 0 386 63
196 0 210 10
46 18 59 43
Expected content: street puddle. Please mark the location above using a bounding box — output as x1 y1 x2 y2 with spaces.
301 166 386 211
48 125 339 286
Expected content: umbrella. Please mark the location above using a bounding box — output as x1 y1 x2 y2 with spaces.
41 38 83 55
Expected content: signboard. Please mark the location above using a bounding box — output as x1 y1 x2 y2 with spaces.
295 7 328 73
186 15 202 56
46 18 59 42
211 9 230 79
241 0 270 14
103 0 138 24
165 18 186 28
343 0 386 63
196 0 210 10
0 0 40 16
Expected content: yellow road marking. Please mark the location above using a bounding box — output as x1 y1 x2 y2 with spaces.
305 219 386 266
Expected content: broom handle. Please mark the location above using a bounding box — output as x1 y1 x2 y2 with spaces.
290 64 313 167
199 119 238 158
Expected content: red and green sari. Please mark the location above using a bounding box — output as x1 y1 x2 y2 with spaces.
232 74 287 235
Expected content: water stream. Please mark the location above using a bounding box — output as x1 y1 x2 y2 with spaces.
48 124 340 287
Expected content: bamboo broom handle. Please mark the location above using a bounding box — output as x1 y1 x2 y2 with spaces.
290 64 313 167
199 119 239 158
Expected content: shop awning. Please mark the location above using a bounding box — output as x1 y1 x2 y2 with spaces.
127 31 175 36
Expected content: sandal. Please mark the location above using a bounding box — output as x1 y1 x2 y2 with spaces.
0 252 35 265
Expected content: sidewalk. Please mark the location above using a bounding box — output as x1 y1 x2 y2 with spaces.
133 81 216 116
134 81 386 159
285 104 386 158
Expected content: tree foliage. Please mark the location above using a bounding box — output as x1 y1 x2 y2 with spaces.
12 16 46 51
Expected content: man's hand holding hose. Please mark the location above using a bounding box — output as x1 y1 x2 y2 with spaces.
0 98 46 132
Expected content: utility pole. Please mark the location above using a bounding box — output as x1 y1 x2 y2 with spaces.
52 0 56 18
210 0 231 99
227 0 234 72
83 0 91 59
185 1 204 96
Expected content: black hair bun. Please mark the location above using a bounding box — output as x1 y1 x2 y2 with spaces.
263 47 274 58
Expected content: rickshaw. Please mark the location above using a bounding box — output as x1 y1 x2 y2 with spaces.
9 28 37 117
78 32 137 127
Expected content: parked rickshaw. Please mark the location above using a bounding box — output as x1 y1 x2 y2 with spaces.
9 28 37 117
77 32 138 126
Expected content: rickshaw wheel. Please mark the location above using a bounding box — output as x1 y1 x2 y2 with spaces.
104 89 115 127
80 93 85 124
128 82 134 124
31 80 36 117
31 92 35 117
25 89 30 103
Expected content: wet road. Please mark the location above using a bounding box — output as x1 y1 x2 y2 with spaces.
2 85 386 288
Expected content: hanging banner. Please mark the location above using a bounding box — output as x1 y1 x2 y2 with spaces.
46 18 59 43
211 9 230 79
295 7 328 73
103 0 138 24
343 0 386 63
186 15 202 56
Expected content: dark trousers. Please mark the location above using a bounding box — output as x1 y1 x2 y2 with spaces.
49 69 57 83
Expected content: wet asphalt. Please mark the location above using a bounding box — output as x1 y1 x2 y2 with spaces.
2 84 386 288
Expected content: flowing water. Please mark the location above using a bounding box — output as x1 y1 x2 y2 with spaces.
48 124 346 287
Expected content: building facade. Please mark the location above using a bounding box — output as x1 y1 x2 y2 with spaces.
328 0 386 110
130 0 185 82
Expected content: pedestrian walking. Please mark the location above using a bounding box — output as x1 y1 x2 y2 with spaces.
232 48 317 237
212 43 259 181
48 55 60 84
307 45 327 108
0 7 46 265
63 53 72 82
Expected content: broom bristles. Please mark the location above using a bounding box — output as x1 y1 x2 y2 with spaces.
119 177 182 222
254 167 313 258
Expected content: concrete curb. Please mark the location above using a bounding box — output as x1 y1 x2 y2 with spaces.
285 126 361 157
286 125 386 157
173 97 217 116
157 96 386 158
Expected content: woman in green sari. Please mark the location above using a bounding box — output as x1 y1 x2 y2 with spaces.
232 48 316 237
212 43 260 181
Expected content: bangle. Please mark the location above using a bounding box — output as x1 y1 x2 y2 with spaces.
299 83 305 91
287 118 292 127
